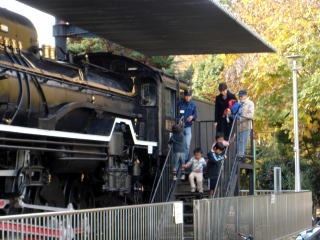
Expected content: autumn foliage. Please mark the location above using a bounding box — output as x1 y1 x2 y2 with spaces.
187 0 320 191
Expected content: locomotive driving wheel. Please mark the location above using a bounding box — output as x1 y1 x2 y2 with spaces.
66 179 95 209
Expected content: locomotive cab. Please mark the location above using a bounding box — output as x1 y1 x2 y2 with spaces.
73 52 161 143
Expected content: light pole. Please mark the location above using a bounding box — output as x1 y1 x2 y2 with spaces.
287 55 302 192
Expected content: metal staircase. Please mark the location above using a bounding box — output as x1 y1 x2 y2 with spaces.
173 180 206 240
214 116 255 198
150 147 205 239
150 116 255 239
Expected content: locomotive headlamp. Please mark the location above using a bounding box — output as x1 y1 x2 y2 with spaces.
0 24 9 33
128 67 138 71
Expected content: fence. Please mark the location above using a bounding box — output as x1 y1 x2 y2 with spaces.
0 201 184 240
193 191 312 240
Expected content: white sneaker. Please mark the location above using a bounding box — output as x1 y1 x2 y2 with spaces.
173 176 177 181
180 174 185 180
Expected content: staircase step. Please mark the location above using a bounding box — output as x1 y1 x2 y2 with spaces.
175 193 209 201
183 202 194 210
184 213 193 217
184 237 194 240
175 191 204 196
184 224 194 237
184 224 194 229
176 178 209 184
175 184 209 193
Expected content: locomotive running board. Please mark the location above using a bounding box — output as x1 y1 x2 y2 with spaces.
0 118 157 153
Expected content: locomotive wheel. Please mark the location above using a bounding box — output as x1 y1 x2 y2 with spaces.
66 180 95 209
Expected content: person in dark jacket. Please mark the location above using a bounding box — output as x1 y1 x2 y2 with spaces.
207 142 225 198
169 125 187 181
214 83 237 140
178 90 197 162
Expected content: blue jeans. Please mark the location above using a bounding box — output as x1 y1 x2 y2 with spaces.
237 130 251 156
184 127 192 161
172 152 185 174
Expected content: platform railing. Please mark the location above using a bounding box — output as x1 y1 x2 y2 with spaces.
192 120 216 155
239 189 309 196
0 201 184 240
193 191 312 240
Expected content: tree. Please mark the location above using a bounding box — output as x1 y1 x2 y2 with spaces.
67 38 130 56
228 0 320 140
191 0 320 193
192 55 225 101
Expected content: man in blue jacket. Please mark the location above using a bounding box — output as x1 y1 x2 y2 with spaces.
178 90 197 162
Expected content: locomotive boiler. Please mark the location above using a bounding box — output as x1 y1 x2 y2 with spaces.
0 7 198 213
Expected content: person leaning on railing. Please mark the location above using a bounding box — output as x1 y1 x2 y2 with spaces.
237 90 255 159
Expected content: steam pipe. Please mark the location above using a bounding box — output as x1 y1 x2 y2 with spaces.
2 50 24 124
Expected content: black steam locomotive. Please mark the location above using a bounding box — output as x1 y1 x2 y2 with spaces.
0 7 214 213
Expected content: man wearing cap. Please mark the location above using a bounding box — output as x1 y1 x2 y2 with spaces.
178 90 197 163
237 90 254 158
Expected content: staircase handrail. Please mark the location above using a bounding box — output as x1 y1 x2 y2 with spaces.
212 114 239 198
150 146 173 203
166 163 183 202
225 153 239 196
